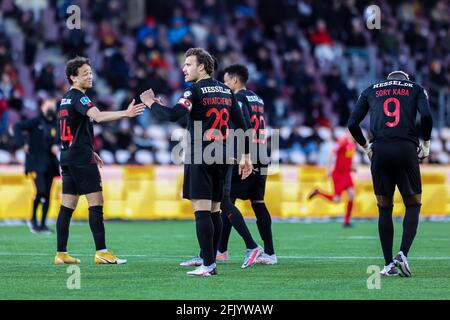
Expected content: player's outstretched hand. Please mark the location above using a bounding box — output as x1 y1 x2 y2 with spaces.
140 89 156 107
93 152 104 168
126 99 145 117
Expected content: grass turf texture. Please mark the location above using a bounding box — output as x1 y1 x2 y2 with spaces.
0 220 449 300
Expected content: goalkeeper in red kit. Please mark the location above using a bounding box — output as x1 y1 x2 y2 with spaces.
308 131 356 227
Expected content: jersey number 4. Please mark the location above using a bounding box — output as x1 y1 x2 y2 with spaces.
383 97 400 128
60 119 74 146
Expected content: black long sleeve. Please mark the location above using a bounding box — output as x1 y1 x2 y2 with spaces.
12 118 36 148
417 88 433 141
230 94 250 155
151 102 189 122
230 94 249 131
348 92 370 146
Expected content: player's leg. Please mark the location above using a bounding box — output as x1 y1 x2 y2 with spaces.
55 165 80 264
217 199 233 256
394 143 422 276
211 201 223 261
39 170 54 233
29 172 44 233
376 195 398 276
187 198 217 276
71 163 126 264
217 165 233 259
400 194 421 257
309 173 341 202
222 165 262 268
221 198 259 251
55 193 80 264
248 171 275 264
371 144 398 276
343 187 354 227
308 188 336 201
252 200 277 265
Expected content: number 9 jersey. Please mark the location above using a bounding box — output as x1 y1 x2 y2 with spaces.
58 88 95 166
348 79 432 147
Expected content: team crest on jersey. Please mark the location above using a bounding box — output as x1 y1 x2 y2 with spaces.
178 98 192 111
51 128 56 137
183 90 192 98
80 96 92 107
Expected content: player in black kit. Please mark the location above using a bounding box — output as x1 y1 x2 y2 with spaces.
140 48 253 276
54 56 145 265
218 64 276 266
348 71 433 277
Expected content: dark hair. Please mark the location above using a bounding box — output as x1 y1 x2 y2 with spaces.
65 56 91 85
185 48 214 75
223 64 249 84
387 70 409 80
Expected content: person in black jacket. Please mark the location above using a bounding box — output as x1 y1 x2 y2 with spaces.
13 98 60 234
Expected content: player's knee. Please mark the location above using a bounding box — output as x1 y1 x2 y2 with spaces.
86 191 103 207
403 194 421 206
211 201 221 212
61 194 79 209
376 195 393 207
191 199 212 211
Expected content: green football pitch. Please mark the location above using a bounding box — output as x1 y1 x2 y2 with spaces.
1 220 449 300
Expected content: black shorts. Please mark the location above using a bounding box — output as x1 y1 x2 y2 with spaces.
61 164 102 195
183 164 229 201
370 141 421 197
228 165 267 201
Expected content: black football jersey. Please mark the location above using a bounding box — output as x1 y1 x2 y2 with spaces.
58 88 95 165
236 89 268 166
348 79 432 147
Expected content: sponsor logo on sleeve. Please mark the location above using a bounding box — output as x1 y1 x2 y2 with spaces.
183 90 192 98
80 96 92 107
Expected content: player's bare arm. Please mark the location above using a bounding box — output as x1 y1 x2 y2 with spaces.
86 99 145 123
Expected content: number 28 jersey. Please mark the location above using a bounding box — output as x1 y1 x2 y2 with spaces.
352 79 431 146
180 78 248 146
58 88 95 165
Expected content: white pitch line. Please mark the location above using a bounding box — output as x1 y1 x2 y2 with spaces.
1 253 450 260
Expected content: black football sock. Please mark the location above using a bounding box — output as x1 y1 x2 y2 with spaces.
89 206 106 251
195 211 214 266
378 205 394 266
221 199 257 250
400 204 421 257
32 196 40 224
40 196 50 228
218 210 232 253
56 206 74 252
211 211 223 256
252 202 275 255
